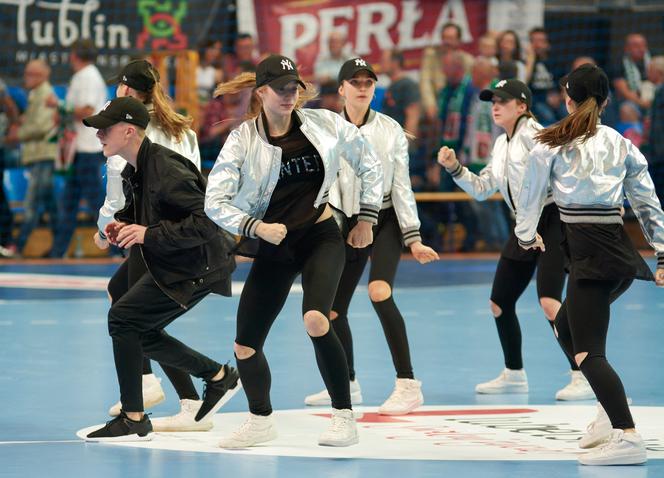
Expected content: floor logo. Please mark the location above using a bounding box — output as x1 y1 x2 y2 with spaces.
77 405 664 461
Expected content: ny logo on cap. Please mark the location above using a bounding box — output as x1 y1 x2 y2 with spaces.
496 80 507 88
123 75 128 81
521 93 527 99
126 114 133 120
281 59 294 70
101 101 111 111
354 58 367 67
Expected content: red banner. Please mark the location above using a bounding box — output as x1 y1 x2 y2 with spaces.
252 0 488 79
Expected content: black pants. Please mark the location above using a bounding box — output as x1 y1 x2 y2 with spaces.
107 250 200 401
489 204 570 371
554 276 635 429
107 260 221 412
0 149 14 247
332 208 414 380
235 217 350 415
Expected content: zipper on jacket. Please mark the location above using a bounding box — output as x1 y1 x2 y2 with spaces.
126 176 187 310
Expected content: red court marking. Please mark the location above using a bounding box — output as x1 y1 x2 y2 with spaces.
314 409 538 423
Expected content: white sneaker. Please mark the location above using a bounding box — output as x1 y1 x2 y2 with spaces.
318 408 359 447
151 399 213 432
108 374 166 417
475 368 528 394
556 370 595 401
579 429 647 465
378 378 424 415
304 380 363 406
218 414 277 448
579 402 613 449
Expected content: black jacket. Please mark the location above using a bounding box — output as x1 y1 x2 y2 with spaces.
116 137 235 307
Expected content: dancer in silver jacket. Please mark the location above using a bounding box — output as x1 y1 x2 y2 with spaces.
516 64 664 466
305 58 438 415
205 55 383 449
438 79 586 400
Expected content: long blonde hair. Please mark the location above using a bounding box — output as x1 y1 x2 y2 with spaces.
214 72 318 119
535 97 600 147
134 68 192 142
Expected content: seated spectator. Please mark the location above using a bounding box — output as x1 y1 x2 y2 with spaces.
649 68 664 203
197 40 223 102
316 81 343 113
613 33 651 112
496 30 526 82
380 49 421 137
4 60 58 257
225 33 259 80
314 31 352 84
526 27 559 126
477 34 498 66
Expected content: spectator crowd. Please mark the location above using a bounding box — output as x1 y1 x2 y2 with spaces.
1 24 663 258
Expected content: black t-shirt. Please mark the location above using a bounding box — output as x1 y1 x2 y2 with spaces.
528 56 555 103
262 114 325 230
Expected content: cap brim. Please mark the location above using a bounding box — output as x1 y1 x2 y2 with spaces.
479 88 513 102
83 114 117 129
106 74 121 85
268 75 307 90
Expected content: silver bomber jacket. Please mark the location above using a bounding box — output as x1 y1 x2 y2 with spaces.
329 110 422 245
98 106 201 233
515 125 664 267
447 116 552 214
204 108 383 237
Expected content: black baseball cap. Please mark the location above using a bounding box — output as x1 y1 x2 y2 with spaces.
559 63 609 105
338 57 378 84
480 79 532 109
83 97 150 129
108 59 159 92
256 54 306 90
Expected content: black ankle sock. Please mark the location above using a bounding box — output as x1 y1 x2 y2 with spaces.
310 329 351 410
494 306 523 370
236 351 272 416
331 314 356 381
371 296 414 379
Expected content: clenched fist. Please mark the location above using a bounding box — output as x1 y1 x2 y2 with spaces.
257 222 287 245
437 146 458 169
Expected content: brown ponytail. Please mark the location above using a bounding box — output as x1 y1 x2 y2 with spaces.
214 72 318 119
535 97 600 148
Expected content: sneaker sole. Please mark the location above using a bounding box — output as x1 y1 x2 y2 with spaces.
318 434 359 447
151 420 214 432
219 427 277 449
85 432 154 443
475 385 528 394
555 391 596 401
197 379 242 423
305 392 363 407
578 452 647 466
378 398 424 416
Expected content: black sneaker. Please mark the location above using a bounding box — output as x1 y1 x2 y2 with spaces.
86 411 153 442
195 364 242 422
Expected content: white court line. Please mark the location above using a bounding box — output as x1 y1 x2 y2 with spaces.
625 304 644 311
81 319 105 325
30 319 58 325
0 321 13 326
0 440 80 445
434 310 455 316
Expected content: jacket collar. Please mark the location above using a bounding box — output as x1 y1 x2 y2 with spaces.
255 109 305 144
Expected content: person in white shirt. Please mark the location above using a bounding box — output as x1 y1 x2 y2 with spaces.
313 31 351 84
50 39 108 258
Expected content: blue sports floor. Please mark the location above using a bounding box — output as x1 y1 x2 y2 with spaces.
0 256 662 477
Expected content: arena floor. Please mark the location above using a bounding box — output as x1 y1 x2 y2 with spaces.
0 256 662 477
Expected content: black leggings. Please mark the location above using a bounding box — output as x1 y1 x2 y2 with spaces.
235 217 350 415
554 276 635 429
489 206 569 371
332 208 414 380
107 250 200 401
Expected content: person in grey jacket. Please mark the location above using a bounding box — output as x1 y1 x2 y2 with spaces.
205 55 383 449
516 64 664 466
438 79 591 401
304 58 438 415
